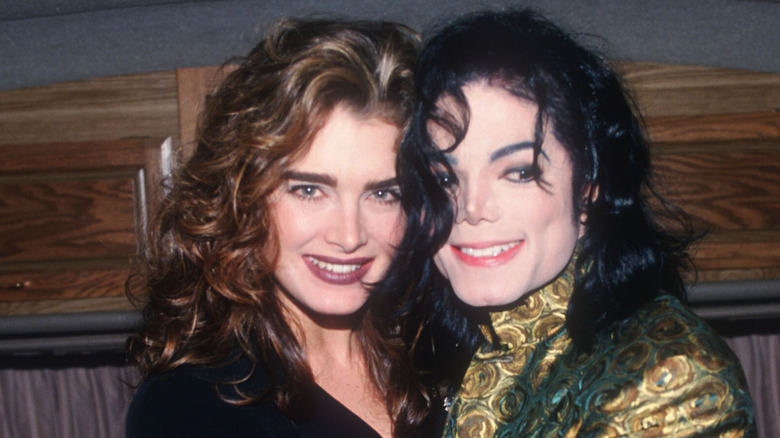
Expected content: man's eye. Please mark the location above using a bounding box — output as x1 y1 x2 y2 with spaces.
505 166 540 183
437 173 456 188
370 187 401 205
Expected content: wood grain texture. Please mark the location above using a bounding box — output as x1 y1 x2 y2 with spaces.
646 112 780 144
0 138 169 312
0 139 148 173
689 267 780 283
1 62 779 305
653 149 780 231
620 62 780 118
642 108 780 282
0 177 137 262
176 65 236 159
692 230 780 270
0 71 178 145
0 266 131 301
0 297 136 316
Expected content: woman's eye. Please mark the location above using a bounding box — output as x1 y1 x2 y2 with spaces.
504 166 540 183
289 184 322 200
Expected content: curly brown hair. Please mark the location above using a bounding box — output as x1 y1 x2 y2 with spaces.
127 19 428 435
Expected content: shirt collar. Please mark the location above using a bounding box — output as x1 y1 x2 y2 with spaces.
478 250 578 354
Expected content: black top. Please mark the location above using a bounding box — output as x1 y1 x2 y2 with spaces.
126 358 383 438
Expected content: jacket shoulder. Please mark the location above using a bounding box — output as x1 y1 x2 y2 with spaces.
126 364 294 438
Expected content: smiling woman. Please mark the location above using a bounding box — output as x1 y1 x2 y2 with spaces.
271 106 404 320
124 19 430 438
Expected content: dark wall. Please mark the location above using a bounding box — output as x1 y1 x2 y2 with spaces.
1 0 779 91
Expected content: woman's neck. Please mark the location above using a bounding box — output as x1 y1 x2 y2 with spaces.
278 293 393 438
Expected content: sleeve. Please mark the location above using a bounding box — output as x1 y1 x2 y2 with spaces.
125 371 296 438
579 309 757 437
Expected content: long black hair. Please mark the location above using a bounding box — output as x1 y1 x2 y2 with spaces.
381 8 694 379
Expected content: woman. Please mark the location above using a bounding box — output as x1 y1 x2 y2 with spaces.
392 9 757 437
126 19 430 437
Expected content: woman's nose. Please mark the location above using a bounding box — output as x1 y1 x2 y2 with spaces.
324 204 368 252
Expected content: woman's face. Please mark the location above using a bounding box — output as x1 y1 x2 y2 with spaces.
271 106 404 324
429 82 584 308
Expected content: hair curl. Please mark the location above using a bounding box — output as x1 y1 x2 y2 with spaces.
127 18 429 435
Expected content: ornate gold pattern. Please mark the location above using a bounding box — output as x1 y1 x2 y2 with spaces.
444 258 756 437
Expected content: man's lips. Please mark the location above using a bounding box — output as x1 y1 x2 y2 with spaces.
450 240 523 267
303 255 374 285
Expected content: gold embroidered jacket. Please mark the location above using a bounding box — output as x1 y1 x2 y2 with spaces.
444 259 756 437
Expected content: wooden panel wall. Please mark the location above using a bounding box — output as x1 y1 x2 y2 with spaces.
176 65 236 154
620 63 780 283
622 62 780 118
648 115 780 283
0 62 778 314
0 71 178 145
0 73 178 315
0 138 169 315
174 63 780 288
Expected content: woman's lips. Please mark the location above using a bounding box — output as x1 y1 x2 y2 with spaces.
450 241 523 267
303 255 374 285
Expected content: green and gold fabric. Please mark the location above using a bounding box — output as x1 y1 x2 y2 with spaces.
444 258 756 437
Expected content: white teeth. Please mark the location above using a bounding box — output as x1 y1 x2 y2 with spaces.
459 242 519 257
308 257 361 273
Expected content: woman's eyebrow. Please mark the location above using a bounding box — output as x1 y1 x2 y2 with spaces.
283 171 336 186
284 171 396 192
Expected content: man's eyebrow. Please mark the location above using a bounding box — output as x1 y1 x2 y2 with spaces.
489 141 534 162
365 177 398 192
283 171 336 186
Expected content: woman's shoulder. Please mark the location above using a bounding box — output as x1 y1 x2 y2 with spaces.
126 362 296 438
